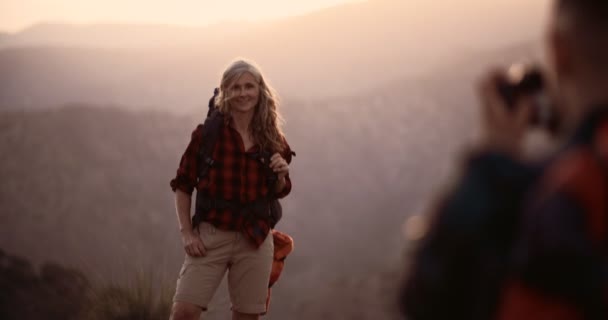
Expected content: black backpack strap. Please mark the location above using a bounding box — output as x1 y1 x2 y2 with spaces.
206 87 219 117
262 151 284 228
197 88 222 180
261 151 279 195
193 89 222 229
247 150 282 228
262 147 295 227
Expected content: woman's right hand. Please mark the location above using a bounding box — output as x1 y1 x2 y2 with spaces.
181 229 207 257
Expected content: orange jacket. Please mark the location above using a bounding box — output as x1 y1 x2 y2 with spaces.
264 229 294 314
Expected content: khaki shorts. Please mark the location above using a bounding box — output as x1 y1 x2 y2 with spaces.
173 222 274 315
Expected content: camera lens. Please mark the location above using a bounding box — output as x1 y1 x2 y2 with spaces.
497 66 544 109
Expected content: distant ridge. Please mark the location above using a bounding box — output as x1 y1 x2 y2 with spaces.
0 0 549 107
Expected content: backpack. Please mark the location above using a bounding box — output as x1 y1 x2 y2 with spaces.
193 88 287 229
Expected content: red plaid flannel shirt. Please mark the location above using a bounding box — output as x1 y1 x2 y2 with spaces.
170 122 292 247
496 110 608 319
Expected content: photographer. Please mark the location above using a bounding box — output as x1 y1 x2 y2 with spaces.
400 1 608 319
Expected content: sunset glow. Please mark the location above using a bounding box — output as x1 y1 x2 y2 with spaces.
0 0 364 33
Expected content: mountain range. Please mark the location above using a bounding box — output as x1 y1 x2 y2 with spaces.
0 0 549 110
0 1 550 318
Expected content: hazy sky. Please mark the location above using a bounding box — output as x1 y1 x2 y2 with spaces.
0 0 363 33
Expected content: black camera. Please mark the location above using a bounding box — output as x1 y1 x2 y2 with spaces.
497 64 556 130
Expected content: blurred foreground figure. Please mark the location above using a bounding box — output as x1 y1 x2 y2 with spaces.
400 1 608 319
169 59 294 320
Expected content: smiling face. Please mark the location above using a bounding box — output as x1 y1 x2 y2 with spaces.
216 58 285 152
228 72 260 115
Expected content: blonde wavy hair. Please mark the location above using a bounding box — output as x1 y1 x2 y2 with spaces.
215 59 286 153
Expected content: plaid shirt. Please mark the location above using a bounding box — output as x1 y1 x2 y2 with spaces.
170 122 293 247
401 106 608 320
496 108 608 319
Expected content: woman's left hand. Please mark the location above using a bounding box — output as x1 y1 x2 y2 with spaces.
269 153 289 180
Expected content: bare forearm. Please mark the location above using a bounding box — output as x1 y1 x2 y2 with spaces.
174 189 193 232
275 177 286 193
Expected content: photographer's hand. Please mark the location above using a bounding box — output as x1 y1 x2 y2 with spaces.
477 70 534 158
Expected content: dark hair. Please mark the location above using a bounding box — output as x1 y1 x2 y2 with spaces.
557 0 608 29
556 0 608 69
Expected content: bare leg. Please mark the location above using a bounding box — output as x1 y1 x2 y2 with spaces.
232 311 260 320
170 302 203 320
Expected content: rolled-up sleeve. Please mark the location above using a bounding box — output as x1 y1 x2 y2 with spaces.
276 138 294 199
276 174 292 199
170 125 204 195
